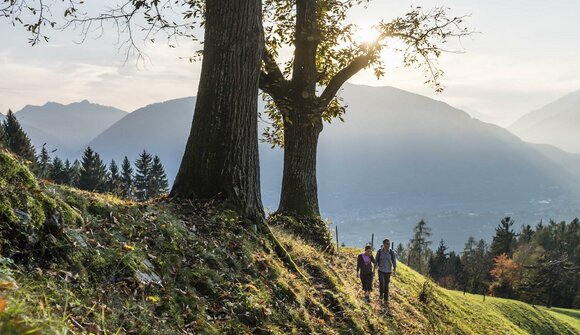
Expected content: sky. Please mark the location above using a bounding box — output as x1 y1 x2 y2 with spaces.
1 0 579 126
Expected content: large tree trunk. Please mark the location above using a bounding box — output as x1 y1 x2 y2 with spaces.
277 106 322 217
275 0 322 217
171 0 264 222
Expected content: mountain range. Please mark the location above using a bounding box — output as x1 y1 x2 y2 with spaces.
10 84 580 250
510 89 580 154
15 100 127 155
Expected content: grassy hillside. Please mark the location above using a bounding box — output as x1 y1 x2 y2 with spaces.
0 149 578 334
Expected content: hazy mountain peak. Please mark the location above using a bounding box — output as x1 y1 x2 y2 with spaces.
40 101 64 108
15 100 129 156
509 89 580 153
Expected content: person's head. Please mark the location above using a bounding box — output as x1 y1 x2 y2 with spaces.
382 239 390 250
364 245 372 256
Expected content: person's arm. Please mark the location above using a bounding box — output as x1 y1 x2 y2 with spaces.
375 250 380 272
371 255 376 272
356 255 361 274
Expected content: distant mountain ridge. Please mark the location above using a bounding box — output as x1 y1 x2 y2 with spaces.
14 85 580 250
510 89 580 153
86 96 196 175
15 100 127 155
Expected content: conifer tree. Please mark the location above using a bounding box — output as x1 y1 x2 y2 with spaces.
518 224 534 245
0 118 6 148
149 155 169 198
448 251 465 290
134 150 153 201
78 147 108 192
120 156 133 199
2 109 36 163
407 219 432 274
66 159 82 187
491 217 517 257
395 243 406 261
36 144 52 179
50 156 68 184
63 159 73 185
462 237 491 293
461 236 477 292
107 159 122 194
429 239 449 283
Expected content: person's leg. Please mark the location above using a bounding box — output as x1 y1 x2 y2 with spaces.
361 274 369 298
384 272 392 301
378 271 386 300
362 273 371 301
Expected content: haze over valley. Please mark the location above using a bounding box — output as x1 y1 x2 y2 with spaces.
7 83 580 250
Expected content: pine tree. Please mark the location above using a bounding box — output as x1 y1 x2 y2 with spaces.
462 238 492 294
474 239 492 293
448 251 465 290
407 219 432 274
107 159 122 194
395 243 406 261
120 156 133 199
461 236 477 292
518 224 534 245
2 109 36 163
78 147 108 192
429 240 449 284
0 118 6 148
67 159 82 187
50 156 68 184
63 159 73 185
134 150 153 201
491 217 517 257
149 155 169 198
36 144 52 179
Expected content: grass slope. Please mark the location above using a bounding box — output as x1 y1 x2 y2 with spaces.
0 149 578 334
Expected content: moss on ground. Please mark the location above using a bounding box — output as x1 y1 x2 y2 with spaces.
0 150 82 265
0 150 578 334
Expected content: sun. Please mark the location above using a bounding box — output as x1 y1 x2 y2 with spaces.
354 24 381 45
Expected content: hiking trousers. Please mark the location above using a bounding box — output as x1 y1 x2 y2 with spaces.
378 271 392 300
360 272 373 292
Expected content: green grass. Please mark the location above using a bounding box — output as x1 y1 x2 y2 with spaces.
0 150 578 334
541 307 580 332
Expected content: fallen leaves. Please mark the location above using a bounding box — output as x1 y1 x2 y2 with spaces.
0 280 18 289
146 295 159 303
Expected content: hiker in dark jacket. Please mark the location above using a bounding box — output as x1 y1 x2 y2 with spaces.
376 238 397 304
357 245 375 302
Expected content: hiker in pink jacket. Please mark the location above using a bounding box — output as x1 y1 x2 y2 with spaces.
356 245 376 302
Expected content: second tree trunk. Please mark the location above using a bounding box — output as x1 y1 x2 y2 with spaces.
277 110 322 217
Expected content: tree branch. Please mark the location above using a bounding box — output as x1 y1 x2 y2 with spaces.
319 53 372 108
259 49 288 100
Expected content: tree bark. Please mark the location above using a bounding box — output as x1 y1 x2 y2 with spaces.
277 105 322 216
274 0 322 217
171 0 265 222
260 0 373 218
